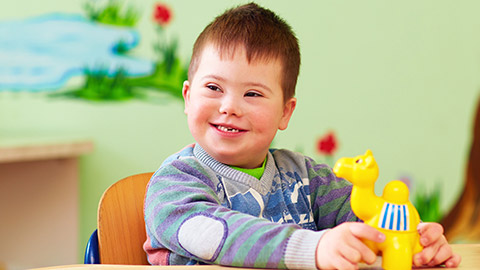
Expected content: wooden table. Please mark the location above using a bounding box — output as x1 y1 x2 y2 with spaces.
28 244 479 270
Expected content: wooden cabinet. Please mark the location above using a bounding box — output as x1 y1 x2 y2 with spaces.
0 137 93 269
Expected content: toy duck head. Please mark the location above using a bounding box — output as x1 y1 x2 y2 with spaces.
333 149 379 187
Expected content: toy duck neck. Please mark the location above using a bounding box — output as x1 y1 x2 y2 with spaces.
351 185 380 220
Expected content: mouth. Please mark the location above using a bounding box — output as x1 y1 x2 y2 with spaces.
212 124 245 133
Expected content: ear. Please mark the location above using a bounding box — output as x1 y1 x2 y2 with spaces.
278 97 297 130
365 150 376 168
182 80 190 114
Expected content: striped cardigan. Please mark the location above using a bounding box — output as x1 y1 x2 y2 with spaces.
143 144 356 269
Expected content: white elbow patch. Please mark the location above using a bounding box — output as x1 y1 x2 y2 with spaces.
177 214 227 261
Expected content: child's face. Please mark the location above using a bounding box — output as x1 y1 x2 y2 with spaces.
183 44 296 169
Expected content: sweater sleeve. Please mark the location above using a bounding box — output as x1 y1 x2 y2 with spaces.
305 157 358 229
144 157 315 269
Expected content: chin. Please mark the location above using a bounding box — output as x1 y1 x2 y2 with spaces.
211 151 241 165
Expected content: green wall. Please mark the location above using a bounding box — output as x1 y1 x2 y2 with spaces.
1 0 479 262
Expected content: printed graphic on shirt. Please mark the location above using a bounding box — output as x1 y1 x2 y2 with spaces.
378 202 410 231
229 189 263 217
228 178 316 230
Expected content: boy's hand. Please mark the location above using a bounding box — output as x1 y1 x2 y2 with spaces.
413 222 461 268
316 222 385 270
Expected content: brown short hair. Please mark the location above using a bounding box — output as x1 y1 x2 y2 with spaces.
188 2 300 100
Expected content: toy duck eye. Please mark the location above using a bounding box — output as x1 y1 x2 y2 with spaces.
355 158 363 164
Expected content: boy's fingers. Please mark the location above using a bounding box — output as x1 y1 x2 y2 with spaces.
335 255 360 270
414 243 461 268
417 222 444 246
317 244 359 270
339 244 362 264
346 234 377 264
413 243 440 266
445 253 462 268
349 223 385 243
426 244 452 266
414 241 460 267
345 223 380 265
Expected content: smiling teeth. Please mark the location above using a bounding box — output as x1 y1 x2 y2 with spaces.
217 126 240 132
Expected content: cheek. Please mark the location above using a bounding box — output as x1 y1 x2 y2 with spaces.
187 95 209 113
187 100 216 125
251 109 281 132
188 108 206 126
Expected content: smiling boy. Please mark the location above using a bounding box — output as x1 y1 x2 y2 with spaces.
183 44 295 169
143 3 460 269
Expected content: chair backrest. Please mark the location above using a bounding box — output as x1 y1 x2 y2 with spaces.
97 172 154 264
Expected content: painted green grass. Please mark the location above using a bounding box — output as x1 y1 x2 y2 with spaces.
83 0 139 27
53 67 135 101
53 35 188 102
129 59 188 100
54 61 187 102
64 0 187 102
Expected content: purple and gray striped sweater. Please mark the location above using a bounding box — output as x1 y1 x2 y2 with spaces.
144 144 357 269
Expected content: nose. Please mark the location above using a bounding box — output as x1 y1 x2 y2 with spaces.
219 95 243 116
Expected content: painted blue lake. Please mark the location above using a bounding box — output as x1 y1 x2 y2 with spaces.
0 13 154 91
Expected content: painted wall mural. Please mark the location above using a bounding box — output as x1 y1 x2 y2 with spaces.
0 0 187 101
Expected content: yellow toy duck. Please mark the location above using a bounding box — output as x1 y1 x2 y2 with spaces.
333 150 423 270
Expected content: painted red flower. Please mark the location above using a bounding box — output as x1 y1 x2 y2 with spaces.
317 132 338 156
153 3 172 26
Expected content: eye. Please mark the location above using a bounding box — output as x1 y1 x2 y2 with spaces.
355 158 363 164
245 91 262 97
206 84 221 92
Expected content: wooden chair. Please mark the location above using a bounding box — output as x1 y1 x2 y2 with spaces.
85 172 154 264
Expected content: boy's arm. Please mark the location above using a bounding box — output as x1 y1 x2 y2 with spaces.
144 158 323 269
306 158 358 229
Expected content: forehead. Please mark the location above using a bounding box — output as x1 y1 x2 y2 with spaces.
197 45 281 76
196 44 282 74
199 41 281 66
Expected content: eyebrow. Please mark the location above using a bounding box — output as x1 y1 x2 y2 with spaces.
202 74 273 93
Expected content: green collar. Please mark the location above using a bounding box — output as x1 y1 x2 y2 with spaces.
230 158 267 180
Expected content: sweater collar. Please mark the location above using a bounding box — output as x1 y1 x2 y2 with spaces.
193 144 276 194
